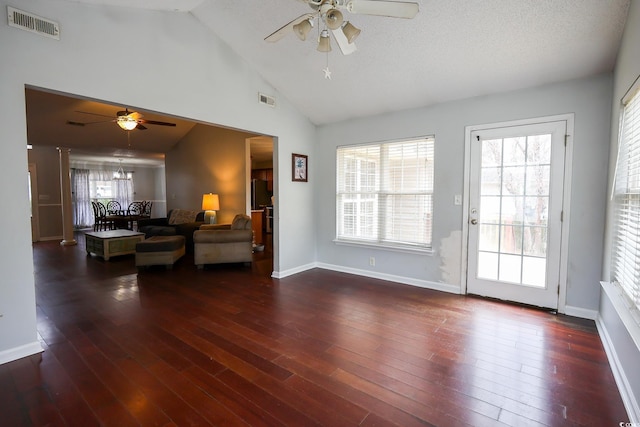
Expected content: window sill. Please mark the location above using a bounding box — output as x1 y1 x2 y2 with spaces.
333 239 434 256
600 281 640 352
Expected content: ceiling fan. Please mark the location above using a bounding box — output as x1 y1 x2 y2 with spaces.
67 108 177 131
265 0 419 56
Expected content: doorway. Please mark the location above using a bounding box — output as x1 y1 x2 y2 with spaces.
465 117 570 309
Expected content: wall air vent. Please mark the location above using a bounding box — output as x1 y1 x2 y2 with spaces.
259 93 276 108
7 6 60 40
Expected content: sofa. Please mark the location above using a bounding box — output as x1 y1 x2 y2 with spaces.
137 209 205 253
193 214 253 268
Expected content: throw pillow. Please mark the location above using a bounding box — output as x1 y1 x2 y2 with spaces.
231 214 251 230
168 209 198 225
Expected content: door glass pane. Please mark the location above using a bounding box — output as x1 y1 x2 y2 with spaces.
481 139 502 166
502 166 525 195
500 224 522 255
522 256 546 287
523 226 547 257
481 167 502 195
499 254 522 283
480 196 501 224
527 134 551 164
478 134 553 287
501 196 523 224
479 224 499 252
524 196 548 226
526 165 550 196
478 252 498 280
503 137 526 166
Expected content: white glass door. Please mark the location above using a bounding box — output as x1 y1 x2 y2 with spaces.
467 121 566 309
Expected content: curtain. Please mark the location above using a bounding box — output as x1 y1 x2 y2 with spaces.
72 168 92 229
71 168 135 229
113 177 134 209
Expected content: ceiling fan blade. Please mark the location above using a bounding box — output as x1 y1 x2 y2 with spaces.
66 119 112 126
265 13 314 42
331 28 357 55
135 124 147 130
139 119 177 127
346 1 419 18
74 110 115 119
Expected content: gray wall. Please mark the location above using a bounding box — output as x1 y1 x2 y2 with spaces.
0 0 316 363
316 73 613 313
601 0 640 419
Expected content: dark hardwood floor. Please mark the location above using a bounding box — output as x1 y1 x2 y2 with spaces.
1 231 628 426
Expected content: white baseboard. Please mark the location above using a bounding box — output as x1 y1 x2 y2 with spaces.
0 341 43 365
271 262 317 279
272 261 462 295
316 262 461 294
596 314 640 423
563 305 598 320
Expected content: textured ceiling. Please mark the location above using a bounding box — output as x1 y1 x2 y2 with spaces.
36 0 630 164
64 0 630 125
61 0 630 125
192 0 630 125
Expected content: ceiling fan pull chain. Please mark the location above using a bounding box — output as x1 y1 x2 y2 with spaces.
323 50 332 80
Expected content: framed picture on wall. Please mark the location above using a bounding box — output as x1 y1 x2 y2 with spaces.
292 153 308 182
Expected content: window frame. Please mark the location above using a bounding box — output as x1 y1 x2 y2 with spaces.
335 136 435 253
611 82 640 322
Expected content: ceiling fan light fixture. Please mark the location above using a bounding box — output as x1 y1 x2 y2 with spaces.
325 8 343 30
341 21 361 44
117 116 138 131
317 29 331 52
293 18 313 41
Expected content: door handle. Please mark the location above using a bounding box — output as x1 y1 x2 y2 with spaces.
470 219 478 225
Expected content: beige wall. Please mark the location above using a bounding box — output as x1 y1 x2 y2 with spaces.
165 124 255 224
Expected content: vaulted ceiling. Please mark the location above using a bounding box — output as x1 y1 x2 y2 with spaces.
29 0 631 163
67 0 630 125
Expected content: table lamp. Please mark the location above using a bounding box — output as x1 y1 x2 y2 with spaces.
202 193 220 224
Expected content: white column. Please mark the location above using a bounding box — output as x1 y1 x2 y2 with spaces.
58 147 77 246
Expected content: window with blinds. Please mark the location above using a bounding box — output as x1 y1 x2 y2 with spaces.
336 137 435 251
612 85 640 315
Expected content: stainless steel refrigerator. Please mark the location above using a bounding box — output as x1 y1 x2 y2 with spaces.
251 179 270 210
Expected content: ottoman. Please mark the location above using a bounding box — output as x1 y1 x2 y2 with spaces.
135 235 185 269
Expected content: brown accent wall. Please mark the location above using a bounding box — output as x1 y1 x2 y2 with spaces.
165 124 256 224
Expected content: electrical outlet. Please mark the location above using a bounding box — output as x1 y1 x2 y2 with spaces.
369 257 375 266
454 194 462 205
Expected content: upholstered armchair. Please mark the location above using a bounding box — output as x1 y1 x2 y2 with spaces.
193 214 253 268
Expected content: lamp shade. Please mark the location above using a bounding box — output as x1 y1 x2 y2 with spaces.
325 9 343 30
117 116 138 131
342 21 361 44
202 193 220 211
317 30 331 52
293 18 313 41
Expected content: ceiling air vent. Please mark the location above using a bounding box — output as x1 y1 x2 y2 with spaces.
7 6 60 40
259 93 276 108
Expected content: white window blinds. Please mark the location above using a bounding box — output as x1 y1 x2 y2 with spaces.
612 85 640 314
336 137 434 250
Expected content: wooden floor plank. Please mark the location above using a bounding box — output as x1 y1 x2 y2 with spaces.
0 233 629 426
